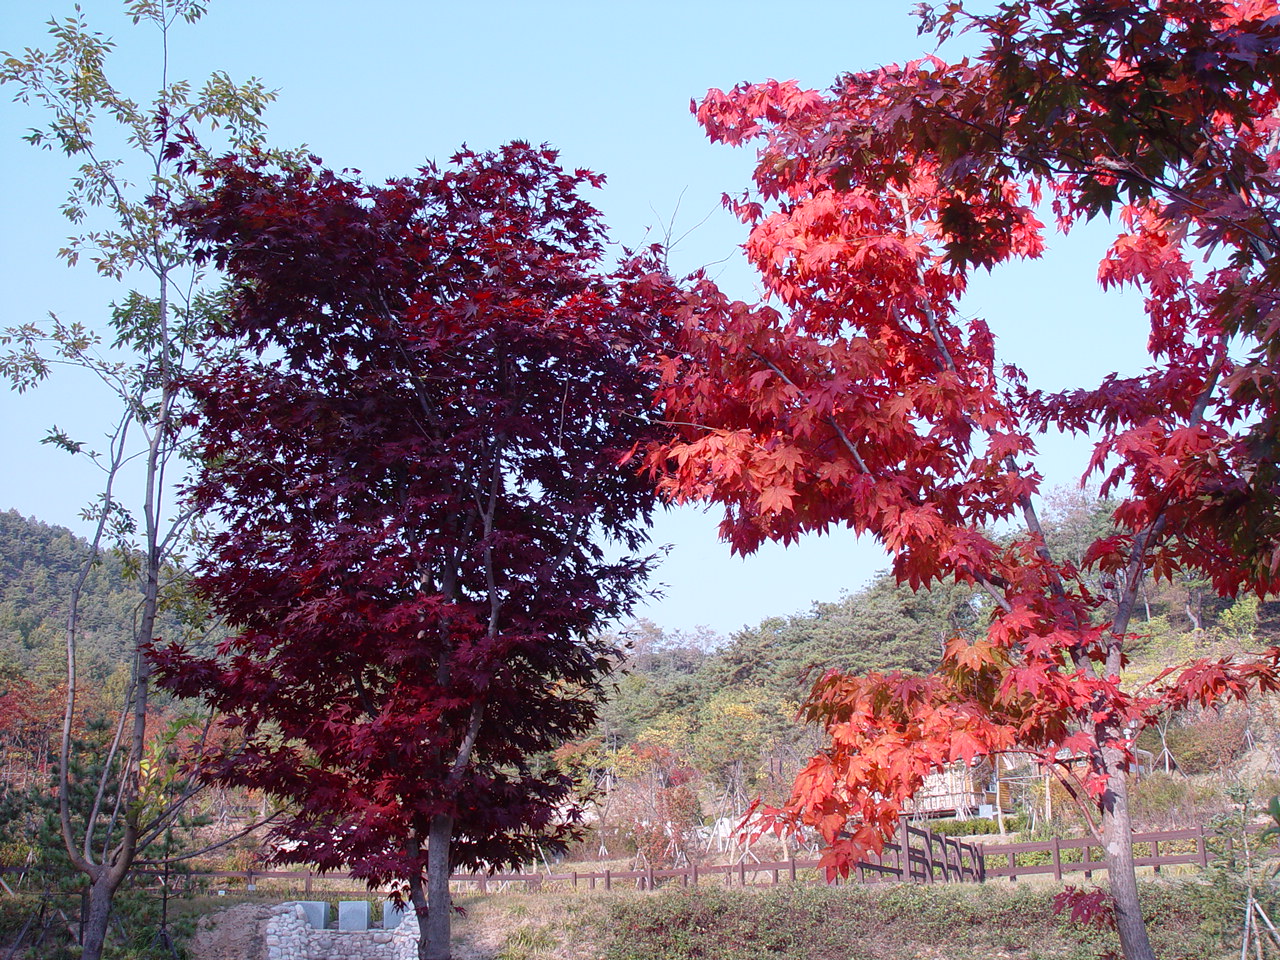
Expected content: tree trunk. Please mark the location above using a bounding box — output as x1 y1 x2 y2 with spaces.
80 870 123 960
994 768 1006 836
1100 766 1156 960
420 814 455 960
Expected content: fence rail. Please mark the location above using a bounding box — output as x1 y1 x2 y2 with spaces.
461 821 984 893
978 824 1227 882
3 823 1232 896
138 818 980 894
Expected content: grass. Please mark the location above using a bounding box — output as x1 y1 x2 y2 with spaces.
439 876 1259 960
499 923 558 960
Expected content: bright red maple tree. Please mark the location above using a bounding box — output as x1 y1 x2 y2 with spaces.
151 144 676 960
650 4 1280 958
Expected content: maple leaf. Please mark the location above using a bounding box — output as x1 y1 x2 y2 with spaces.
757 483 797 515
945 636 999 672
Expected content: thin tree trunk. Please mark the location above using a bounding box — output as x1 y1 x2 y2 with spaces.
407 844 429 949
422 814 455 960
995 765 1006 836
1101 761 1156 960
80 870 123 960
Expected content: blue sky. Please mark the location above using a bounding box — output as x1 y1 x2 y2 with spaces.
0 1 1150 637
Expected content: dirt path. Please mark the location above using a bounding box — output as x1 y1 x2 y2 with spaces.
185 902 275 960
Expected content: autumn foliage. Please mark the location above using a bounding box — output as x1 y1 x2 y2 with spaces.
650 4 1280 958
152 143 677 959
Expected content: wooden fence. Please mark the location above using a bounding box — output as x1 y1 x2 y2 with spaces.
6 823 1235 897
978 825 1226 882
455 818 984 892
109 818 981 895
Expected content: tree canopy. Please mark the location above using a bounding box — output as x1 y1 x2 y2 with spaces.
649 3 1280 958
152 143 678 960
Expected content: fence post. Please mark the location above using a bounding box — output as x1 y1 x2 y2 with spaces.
1198 825 1209 870
305 869 312 895
572 871 578 889
788 858 796 883
646 865 655 891
1051 838 1062 882
738 861 746 886
1083 843 1092 881
604 869 611 891
1008 851 1017 883
692 863 699 886
898 815 911 881
1152 839 1161 875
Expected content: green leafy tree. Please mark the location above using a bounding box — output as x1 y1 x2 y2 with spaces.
598 621 718 741
1218 596 1261 647
0 511 180 686
0 5 284 957
692 688 797 806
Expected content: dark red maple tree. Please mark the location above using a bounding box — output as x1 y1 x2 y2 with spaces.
150 143 677 960
651 4 1280 958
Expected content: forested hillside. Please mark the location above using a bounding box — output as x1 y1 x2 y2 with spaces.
0 510 144 687
600 575 982 743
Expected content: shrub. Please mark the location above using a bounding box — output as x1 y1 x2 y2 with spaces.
1129 772 1231 830
927 816 1024 837
1166 713 1247 775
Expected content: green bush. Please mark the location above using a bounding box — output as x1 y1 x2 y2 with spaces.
927 815 1024 837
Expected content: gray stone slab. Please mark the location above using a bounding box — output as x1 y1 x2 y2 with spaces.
338 900 369 931
297 901 327 929
381 899 408 929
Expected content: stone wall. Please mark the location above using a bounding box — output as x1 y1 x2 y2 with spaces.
264 902 420 960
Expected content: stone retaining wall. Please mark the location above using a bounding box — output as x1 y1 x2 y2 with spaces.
264 902 419 960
